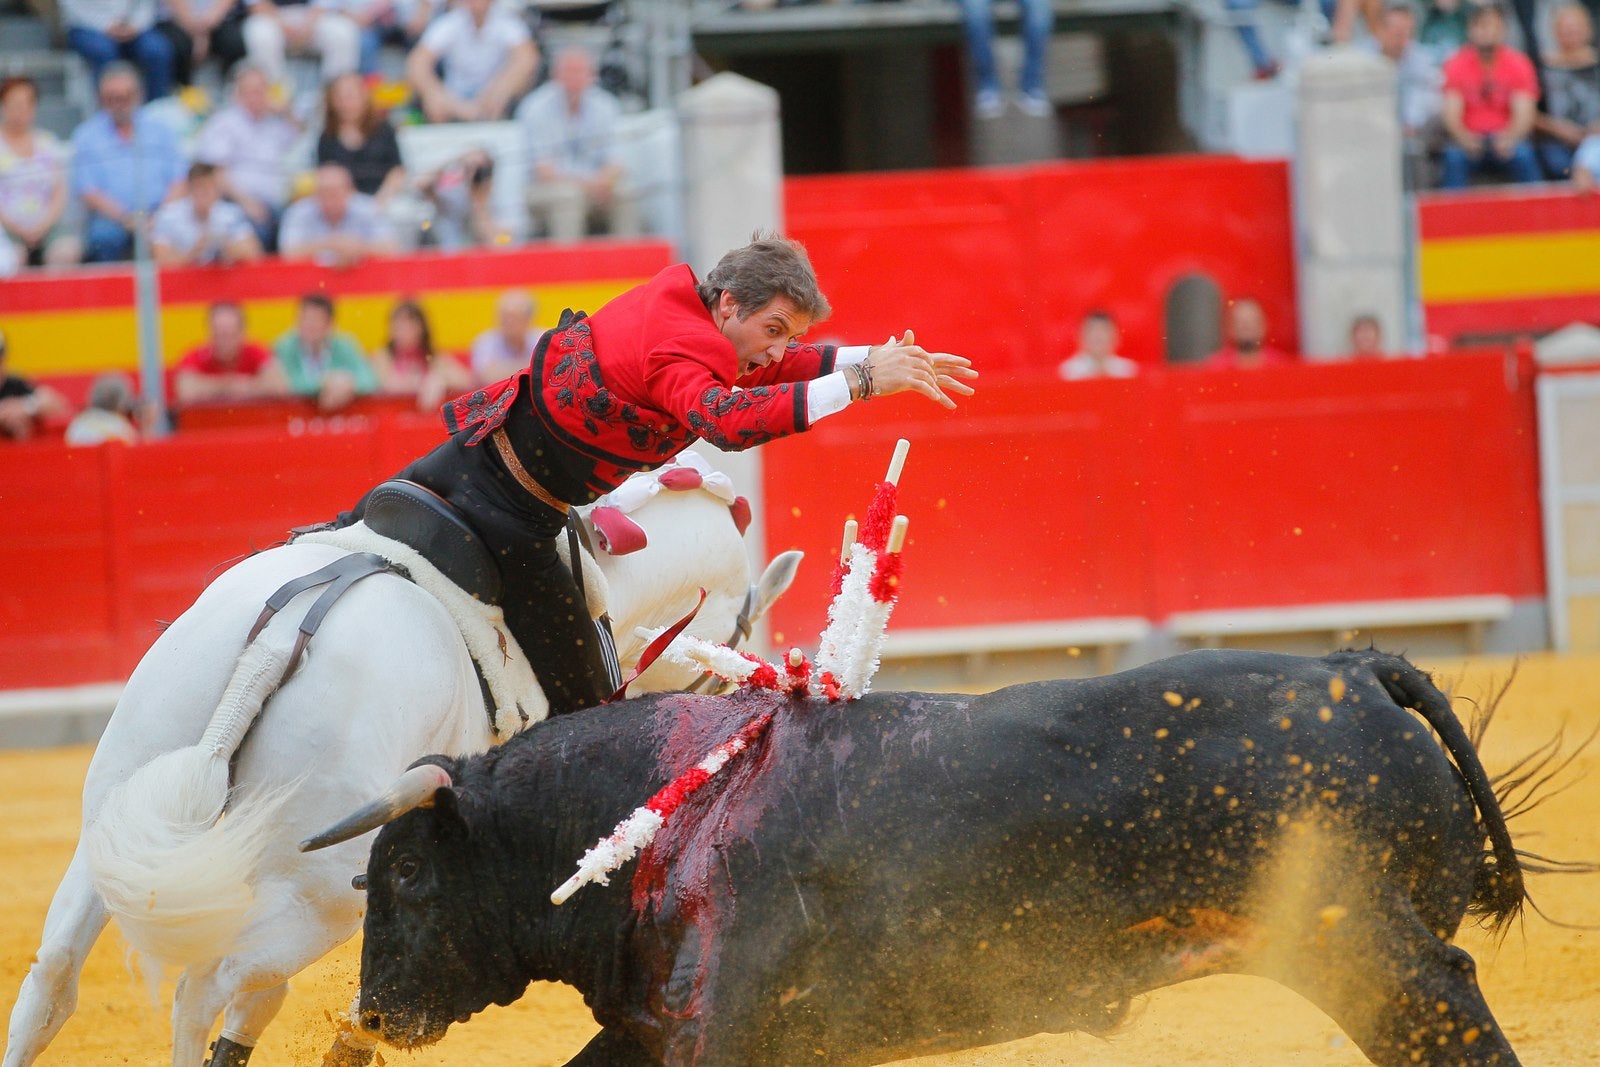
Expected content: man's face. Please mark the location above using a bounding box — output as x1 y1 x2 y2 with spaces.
190 174 219 214
462 0 491 22
315 169 352 222
1081 317 1119 358
100 74 140 125
236 70 269 116
1468 9 1505 49
717 293 812 377
497 299 532 341
555 53 595 100
1230 302 1267 349
1378 10 1415 57
209 307 244 358
298 305 332 347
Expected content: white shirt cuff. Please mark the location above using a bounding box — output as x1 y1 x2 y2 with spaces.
835 345 871 367
806 371 854 424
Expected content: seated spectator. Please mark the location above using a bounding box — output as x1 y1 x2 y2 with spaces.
242 0 360 89
1535 4 1600 179
66 372 141 446
1347 312 1386 358
70 63 187 263
1373 3 1443 137
517 46 639 242
151 161 263 264
173 300 278 404
0 76 81 270
263 292 378 412
470 288 538 382
316 72 404 205
1057 310 1139 379
61 0 176 101
1440 1 1541 188
960 0 1052 117
154 0 249 87
418 146 500 249
194 64 299 251
1206 297 1295 368
278 162 397 265
0 328 71 440
1369 2 1443 186
371 298 472 411
405 0 538 123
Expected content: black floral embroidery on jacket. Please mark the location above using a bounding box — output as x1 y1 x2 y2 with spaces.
546 318 686 459
685 384 793 450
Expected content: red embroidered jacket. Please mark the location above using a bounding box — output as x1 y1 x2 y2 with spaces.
443 264 838 497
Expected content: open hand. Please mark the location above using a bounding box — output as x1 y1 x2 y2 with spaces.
865 329 977 410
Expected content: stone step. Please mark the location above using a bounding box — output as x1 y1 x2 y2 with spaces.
0 13 51 52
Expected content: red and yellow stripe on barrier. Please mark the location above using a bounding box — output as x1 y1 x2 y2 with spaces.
1418 189 1600 342
0 241 675 378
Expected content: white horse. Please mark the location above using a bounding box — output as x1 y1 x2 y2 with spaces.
2 460 801 1067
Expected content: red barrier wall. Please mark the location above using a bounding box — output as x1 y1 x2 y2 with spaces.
785 156 1300 374
759 351 1543 648
0 403 440 689
0 353 1543 690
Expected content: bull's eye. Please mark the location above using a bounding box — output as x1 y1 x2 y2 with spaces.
395 856 421 883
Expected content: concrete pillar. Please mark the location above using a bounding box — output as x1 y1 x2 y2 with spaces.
1294 48 1407 360
676 71 783 275
675 71 785 651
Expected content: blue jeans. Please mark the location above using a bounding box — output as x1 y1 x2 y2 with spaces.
960 0 1053 98
1225 0 1276 72
84 214 134 263
1538 139 1577 180
1439 138 1543 188
66 25 175 100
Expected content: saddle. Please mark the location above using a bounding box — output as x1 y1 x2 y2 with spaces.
362 480 502 604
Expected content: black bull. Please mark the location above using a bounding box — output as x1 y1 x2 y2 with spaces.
340 649 1527 1066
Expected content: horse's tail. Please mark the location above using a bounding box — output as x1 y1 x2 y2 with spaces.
84 637 295 976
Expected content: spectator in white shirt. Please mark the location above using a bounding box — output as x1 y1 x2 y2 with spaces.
405 0 537 123
193 63 299 249
1057 310 1140 380
515 46 638 242
242 0 360 87
279 161 397 266
469 288 538 383
151 161 263 265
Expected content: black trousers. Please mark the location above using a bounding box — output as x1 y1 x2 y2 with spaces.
344 430 611 717
154 11 248 86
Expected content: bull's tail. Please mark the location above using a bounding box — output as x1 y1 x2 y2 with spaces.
84 639 295 978
1351 650 1525 929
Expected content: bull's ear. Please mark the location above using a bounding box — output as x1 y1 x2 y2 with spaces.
430 785 471 835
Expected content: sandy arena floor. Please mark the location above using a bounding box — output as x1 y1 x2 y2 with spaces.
1 653 1596 1066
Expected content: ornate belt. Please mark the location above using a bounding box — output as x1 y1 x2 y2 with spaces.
491 428 569 514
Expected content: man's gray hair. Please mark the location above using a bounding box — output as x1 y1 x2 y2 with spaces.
99 61 142 92
698 232 831 323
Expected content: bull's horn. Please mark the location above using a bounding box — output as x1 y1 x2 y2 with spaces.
299 764 454 852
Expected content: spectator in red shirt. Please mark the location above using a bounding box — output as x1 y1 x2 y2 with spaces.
1206 297 1296 369
1439 1 1541 188
172 300 278 406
